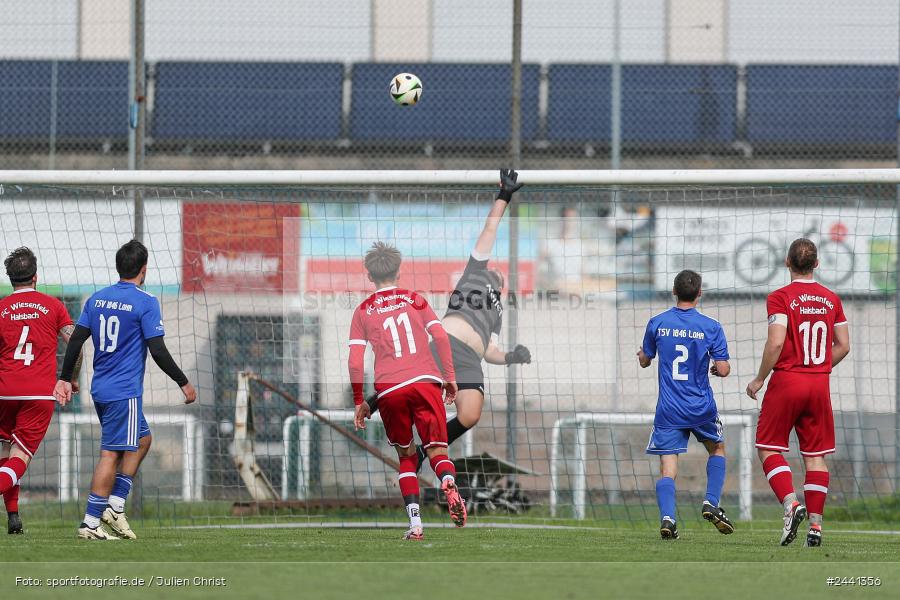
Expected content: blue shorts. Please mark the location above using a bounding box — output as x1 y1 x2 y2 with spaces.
94 397 151 452
646 417 723 455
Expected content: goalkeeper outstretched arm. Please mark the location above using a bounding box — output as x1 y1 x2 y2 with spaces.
471 169 522 261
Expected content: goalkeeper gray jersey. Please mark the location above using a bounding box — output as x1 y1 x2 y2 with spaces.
444 254 503 349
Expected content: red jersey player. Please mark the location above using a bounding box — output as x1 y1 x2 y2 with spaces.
746 239 850 548
349 242 464 540
0 247 80 534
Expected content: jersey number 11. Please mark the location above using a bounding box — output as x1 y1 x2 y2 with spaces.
383 313 417 358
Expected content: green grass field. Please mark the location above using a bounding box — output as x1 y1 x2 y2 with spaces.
1 519 898 600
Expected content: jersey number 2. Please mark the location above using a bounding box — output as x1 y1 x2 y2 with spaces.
672 344 689 381
14 326 35 366
383 313 417 358
799 320 827 365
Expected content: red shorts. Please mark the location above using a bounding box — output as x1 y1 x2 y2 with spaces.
0 400 56 458
378 382 448 449
756 371 835 457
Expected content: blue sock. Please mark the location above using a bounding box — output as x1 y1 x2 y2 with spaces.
705 455 727 507
83 493 108 529
109 474 133 513
655 477 677 522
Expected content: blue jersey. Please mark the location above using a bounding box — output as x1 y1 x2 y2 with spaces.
76 282 165 403
641 307 729 428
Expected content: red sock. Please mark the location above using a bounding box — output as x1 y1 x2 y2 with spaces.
429 454 456 482
804 471 829 518
4 485 18 513
398 456 419 499
0 457 26 495
763 454 795 503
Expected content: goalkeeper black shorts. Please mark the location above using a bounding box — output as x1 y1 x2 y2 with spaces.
430 334 484 395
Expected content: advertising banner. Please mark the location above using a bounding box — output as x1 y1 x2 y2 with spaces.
183 202 300 293
654 206 897 294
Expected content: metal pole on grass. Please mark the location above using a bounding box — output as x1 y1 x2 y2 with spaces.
506 0 523 469
895 8 900 493
129 0 146 243
128 0 146 516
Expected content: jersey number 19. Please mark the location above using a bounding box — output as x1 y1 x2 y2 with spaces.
99 314 120 353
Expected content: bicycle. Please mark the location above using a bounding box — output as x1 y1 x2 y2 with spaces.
733 220 855 287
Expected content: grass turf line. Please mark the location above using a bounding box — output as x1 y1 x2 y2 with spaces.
1 524 898 599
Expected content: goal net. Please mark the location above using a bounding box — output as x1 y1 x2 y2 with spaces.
1 170 897 528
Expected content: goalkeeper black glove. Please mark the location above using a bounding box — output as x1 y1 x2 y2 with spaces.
505 344 532 365
497 168 523 202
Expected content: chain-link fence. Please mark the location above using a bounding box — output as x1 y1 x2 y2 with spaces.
0 1 897 170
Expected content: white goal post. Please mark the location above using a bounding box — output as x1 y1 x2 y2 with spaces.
281 411 476 501
549 413 755 521
59 412 204 502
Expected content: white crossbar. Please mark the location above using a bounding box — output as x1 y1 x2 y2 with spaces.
3 169 900 187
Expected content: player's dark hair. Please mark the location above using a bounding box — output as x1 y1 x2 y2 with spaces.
4 246 37 285
673 269 702 302
116 239 149 279
364 242 402 282
787 238 817 275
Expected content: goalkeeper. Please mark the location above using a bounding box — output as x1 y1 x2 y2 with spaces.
366 169 532 467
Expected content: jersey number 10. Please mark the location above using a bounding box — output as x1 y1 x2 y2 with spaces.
383 313 417 358
799 320 827 365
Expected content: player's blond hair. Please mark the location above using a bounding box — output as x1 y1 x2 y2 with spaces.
364 242 402 283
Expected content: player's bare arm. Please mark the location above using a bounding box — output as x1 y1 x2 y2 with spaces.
710 360 730 377
746 322 787 399
831 323 850 367
637 349 652 368
471 169 522 258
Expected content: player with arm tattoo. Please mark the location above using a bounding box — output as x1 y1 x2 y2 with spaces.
365 169 532 469
0 247 80 534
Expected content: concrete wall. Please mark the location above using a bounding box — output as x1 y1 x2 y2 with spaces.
1 0 896 63
134 293 896 415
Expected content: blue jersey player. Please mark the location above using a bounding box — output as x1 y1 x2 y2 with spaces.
55 240 196 540
638 270 733 540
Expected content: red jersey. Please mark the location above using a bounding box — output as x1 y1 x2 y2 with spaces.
766 279 847 374
348 286 455 404
0 289 72 400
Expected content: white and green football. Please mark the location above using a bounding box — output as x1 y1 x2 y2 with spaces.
389 73 422 106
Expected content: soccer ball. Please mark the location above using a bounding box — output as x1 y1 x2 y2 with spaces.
390 73 422 106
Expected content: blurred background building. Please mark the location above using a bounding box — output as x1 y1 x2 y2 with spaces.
1 0 898 171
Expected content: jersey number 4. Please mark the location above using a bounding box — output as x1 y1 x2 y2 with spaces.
383 313 417 358
14 326 35 366
799 320 827 365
